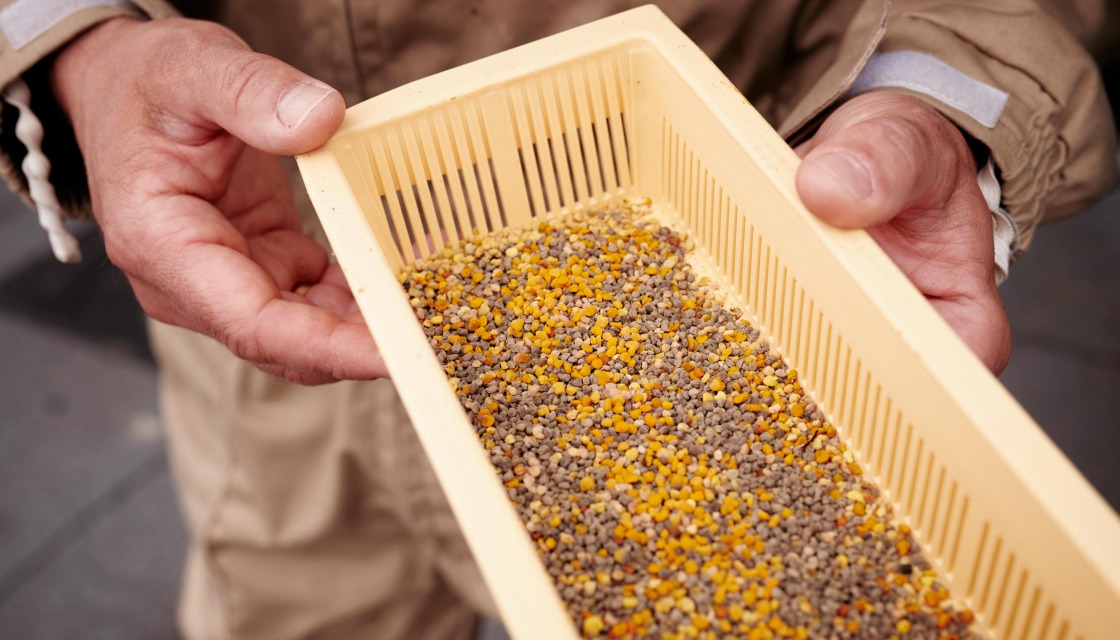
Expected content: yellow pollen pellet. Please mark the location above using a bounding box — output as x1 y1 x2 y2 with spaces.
583 614 604 636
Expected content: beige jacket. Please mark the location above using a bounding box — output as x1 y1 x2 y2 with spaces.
0 0 1115 255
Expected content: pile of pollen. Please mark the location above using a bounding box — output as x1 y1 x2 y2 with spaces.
399 204 978 640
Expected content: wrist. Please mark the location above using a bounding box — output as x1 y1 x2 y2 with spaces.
49 17 142 129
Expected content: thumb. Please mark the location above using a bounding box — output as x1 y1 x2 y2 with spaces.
795 93 972 229
162 24 346 155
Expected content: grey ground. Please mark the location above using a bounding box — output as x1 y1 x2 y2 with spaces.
0 179 1116 639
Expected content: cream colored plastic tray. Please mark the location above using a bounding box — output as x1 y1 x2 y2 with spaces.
297 6 1120 639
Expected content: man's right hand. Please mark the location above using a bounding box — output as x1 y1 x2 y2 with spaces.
51 18 387 385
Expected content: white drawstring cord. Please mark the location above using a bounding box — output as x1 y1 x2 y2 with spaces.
3 77 81 263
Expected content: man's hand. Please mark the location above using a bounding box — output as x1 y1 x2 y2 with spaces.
52 18 386 384
796 93 1011 373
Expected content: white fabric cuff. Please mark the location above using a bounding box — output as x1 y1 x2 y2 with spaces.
978 158 1018 285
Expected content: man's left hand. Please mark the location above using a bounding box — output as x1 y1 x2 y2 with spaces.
796 92 1011 373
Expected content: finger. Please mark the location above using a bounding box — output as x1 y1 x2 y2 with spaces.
248 229 329 292
930 288 1011 374
152 21 345 155
215 147 304 235
319 263 352 289
135 284 347 385
795 94 969 229
281 286 363 324
231 297 388 380
312 265 366 321
139 274 378 385
143 196 386 380
205 49 344 154
256 363 335 385
301 282 358 316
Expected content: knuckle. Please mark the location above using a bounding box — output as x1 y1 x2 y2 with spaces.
885 100 969 166
224 327 260 363
146 23 200 72
154 19 245 55
144 19 249 91
878 107 975 197
856 117 929 192
219 53 278 117
868 116 926 160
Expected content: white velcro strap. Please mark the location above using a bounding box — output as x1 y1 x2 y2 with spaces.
0 0 134 50
849 50 1009 128
977 158 1018 284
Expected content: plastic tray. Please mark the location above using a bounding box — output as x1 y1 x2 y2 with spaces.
296 6 1120 638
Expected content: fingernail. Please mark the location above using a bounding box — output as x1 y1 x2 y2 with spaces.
277 82 334 129
805 152 872 201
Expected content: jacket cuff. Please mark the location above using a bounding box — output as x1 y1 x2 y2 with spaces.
0 0 178 218
779 2 1117 260
843 3 1116 257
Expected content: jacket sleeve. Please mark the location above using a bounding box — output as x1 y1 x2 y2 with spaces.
0 0 179 218
780 0 1116 257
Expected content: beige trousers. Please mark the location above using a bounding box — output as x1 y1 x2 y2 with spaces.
148 320 495 640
